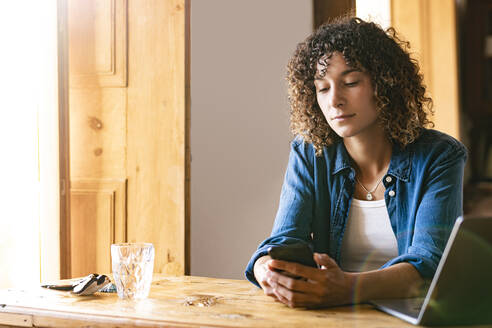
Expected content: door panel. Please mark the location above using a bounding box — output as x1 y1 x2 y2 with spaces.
69 88 126 178
69 0 127 87
70 179 126 277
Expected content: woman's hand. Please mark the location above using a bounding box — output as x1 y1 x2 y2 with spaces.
265 253 355 308
253 255 278 298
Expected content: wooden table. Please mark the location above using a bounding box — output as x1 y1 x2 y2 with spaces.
0 274 414 328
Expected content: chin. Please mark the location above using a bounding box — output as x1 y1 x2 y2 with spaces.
331 127 360 139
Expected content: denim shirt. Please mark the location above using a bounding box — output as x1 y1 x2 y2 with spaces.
245 129 467 287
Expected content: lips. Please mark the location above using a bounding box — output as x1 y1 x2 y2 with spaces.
332 114 356 121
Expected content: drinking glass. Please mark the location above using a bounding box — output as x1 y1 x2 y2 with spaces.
111 243 155 299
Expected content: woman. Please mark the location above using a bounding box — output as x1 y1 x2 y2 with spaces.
245 17 467 308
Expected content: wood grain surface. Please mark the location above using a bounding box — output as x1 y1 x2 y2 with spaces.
0 275 414 328
126 0 187 276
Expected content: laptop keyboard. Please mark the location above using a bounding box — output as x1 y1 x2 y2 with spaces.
372 297 425 319
406 297 425 312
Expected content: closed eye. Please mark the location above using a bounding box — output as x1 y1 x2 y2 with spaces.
317 88 328 93
345 81 359 87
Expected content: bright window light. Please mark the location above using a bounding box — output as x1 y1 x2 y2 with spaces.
0 0 59 288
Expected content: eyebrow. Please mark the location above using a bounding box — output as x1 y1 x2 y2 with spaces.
314 68 360 81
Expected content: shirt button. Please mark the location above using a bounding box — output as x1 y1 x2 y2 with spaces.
388 190 396 197
385 176 392 183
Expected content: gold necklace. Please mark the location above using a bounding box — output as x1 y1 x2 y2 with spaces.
355 176 384 201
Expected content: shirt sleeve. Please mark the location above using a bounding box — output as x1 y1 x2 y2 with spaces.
244 138 316 287
381 139 468 279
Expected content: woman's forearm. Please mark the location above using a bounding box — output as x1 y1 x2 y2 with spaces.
348 262 425 303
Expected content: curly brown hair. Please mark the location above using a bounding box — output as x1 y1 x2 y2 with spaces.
287 16 433 156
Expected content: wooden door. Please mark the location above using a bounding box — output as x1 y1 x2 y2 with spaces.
67 0 189 278
391 0 460 140
313 0 355 29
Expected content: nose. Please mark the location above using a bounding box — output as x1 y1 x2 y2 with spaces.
329 86 345 108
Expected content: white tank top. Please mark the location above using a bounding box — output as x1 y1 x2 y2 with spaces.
339 198 398 272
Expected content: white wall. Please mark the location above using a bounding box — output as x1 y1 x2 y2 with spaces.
191 0 313 279
356 0 391 30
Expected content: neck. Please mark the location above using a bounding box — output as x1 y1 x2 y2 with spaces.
343 127 392 180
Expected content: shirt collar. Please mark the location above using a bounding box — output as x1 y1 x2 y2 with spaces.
332 141 353 175
330 140 412 182
387 143 412 182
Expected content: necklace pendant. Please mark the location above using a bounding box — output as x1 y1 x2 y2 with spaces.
366 193 373 201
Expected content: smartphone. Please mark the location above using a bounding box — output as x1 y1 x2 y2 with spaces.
267 243 317 268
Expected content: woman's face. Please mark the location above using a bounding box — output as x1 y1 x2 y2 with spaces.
314 52 380 139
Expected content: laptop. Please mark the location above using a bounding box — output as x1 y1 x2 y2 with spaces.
370 216 492 326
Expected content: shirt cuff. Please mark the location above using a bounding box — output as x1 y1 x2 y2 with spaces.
244 246 271 288
380 245 441 279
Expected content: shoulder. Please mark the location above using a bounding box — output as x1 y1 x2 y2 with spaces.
290 135 348 177
291 135 316 157
410 129 468 164
291 135 342 159
413 129 466 153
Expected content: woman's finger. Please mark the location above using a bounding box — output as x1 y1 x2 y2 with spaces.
263 286 276 297
273 283 317 308
313 253 338 268
268 270 323 295
267 260 318 279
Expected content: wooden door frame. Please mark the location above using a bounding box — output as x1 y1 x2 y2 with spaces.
58 0 71 279
185 0 191 275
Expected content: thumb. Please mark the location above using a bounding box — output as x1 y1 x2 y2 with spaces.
314 253 338 269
